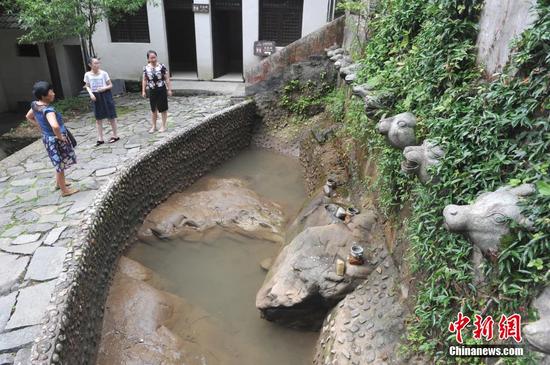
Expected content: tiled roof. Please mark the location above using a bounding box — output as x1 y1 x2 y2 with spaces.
0 14 20 29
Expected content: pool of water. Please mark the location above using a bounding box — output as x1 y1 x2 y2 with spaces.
125 148 317 365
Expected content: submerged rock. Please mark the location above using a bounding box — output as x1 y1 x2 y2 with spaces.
97 257 242 365
256 212 377 329
138 177 286 243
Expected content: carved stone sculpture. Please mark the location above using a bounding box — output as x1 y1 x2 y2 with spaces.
443 184 535 255
327 47 344 58
352 83 373 98
377 112 417 149
401 140 445 184
339 63 360 78
344 73 356 84
334 55 352 69
324 44 339 55
525 287 550 355
330 53 344 62
351 83 391 115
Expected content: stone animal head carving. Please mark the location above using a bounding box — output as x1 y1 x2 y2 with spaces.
340 63 360 78
344 73 356 84
326 47 344 58
524 287 550 355
330 53 344 62
352 83 373 98
377 113 417 149
334 55 352 69
324 44 339 54
443 184 535 256
401 140 444 184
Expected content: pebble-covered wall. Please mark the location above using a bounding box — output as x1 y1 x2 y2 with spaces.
29 100 257 365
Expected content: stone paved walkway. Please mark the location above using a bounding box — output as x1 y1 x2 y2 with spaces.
0 94 231 363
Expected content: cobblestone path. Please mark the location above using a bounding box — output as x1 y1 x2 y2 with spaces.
0 94 231 364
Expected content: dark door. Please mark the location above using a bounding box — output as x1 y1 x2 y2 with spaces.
211 0 243 78
44 42 64 99
164 0 197 73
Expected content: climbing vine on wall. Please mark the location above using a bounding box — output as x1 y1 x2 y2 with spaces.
329 0 549 363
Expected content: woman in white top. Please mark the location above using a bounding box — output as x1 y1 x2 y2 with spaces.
84 57 120 146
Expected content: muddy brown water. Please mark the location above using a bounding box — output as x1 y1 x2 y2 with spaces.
125 149 318 365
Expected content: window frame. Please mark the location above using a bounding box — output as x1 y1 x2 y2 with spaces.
258 0 304 47
109 5 151 43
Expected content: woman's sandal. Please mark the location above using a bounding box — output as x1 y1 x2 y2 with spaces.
108 137 120 143
61 188 80 197
95 140 105 147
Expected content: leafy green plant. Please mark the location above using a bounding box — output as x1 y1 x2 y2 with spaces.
322 0 549 363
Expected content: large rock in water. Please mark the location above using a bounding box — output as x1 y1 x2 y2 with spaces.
256 212 377 329
96 257 244 365
138 177 286 243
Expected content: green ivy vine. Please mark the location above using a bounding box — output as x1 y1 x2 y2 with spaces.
327 0 549 363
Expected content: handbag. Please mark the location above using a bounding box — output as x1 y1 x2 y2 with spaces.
66 128 77 147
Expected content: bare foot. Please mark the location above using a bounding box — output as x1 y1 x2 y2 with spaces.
55 182 72 191
61 188 80 197
159 127 166 133
149 127 156 133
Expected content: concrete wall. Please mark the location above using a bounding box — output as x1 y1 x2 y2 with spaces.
242 0 261 76
302 0 332 37
194 0 214 80
92 1 170 81
245 16 345 85
29 100 257 365
0 30 51 111
476 0 538 76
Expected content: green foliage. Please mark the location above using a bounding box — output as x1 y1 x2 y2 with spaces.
325 0 549 362
280 77 332 118
53 96 90 115
2 0 149 56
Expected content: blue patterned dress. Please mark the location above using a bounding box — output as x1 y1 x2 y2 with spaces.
32 102 77 172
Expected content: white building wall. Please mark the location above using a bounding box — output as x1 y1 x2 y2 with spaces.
302 0 331 37
194 0 214 80
242 0 261 76
92 1 170 81
0 30 51 110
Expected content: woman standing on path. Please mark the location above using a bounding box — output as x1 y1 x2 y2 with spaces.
142 50 172 133
26 81 79 197
84 57 120 146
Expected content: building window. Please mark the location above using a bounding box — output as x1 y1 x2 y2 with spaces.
259 0 304 47
17 44 40 57
109 6 150 43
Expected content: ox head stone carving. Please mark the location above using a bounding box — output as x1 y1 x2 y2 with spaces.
443 184 535 256
401 140 444 184
340 63 360 78
326 47 344 58
330 53 344 62
344 73 357 84
377 112 417 149
334 55 353 69
351 83 391 115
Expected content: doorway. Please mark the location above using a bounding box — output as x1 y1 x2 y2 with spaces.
211 0 243 80
164 0 197 76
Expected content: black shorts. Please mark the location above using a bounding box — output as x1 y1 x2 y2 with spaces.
148 86 168 113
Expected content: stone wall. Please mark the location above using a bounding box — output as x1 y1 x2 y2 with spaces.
244 16 345 86
29 100 257 365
